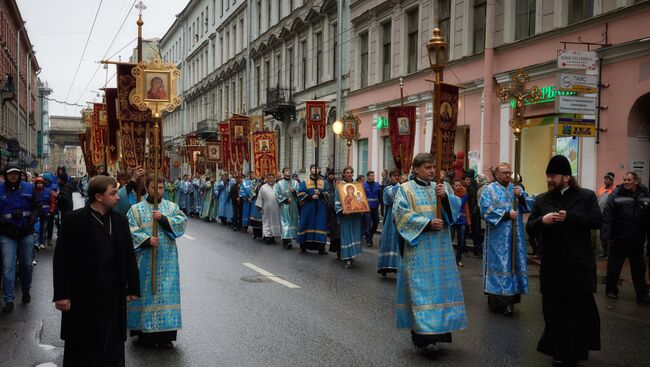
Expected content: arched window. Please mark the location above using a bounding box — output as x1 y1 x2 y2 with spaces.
274 124 281 169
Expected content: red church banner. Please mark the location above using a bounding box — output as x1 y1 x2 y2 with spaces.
430 83 459 173
388 105 416 175
305 101 326 140
252 132 277 179
219 122 231 172
91 103 106 167
229 116 250 173
104 88 119 166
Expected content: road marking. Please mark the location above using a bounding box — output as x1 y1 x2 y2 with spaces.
242 263 300 289
183 234 196 240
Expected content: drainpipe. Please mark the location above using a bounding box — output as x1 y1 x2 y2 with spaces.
481 1 496 175
16 22 25 145
336 0 344 172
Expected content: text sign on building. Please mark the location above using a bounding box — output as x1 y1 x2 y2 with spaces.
557 50 598 70
558 73 598 93
555 117 596 137
555 95 597 114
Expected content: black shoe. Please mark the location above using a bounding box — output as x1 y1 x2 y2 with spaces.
503 304 514 316
318 250 328 255
637 294 650 304
158 341 174 349
22 292 31 304
300 248 307 254
2 302 14 313
606 292 618 299
286 243 293 249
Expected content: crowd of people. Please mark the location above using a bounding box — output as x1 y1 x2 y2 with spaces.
0 152 647 366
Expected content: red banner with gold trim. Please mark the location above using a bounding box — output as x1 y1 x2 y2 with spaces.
306 101 326 140
388 105 416 175
78 133 93 174
104 88 119 166
91 103 105 167
219 122 231 172
430 83 459 173
252 132 277 179
229 116 249 173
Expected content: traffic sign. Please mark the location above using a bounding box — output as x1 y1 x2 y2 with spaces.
557 50 598 70
555 117 596 137
556 95 597 115
558 73 598 93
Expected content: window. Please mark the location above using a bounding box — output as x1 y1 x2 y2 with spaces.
239 77 244 113
359 32 368 88
439 0 451 59
383 137 395 172
381 22 391 82
267 0 272 30
316 32 323 84
225 85 229 114
407 9 419 73
212 0 216 24
569 0 594 24
219 36 224 64
201 12 204 35
276 53 282 86
288 48 294 88
233 24 237 53
358 139 368 176
225 31 230 59
265 59 271 91
226 0 229 10
239 19 244 50
300 40 307 90
257 2 262 36
256 65 261 106
515 0 536 40
221 0 224 16
473 0 486 53
277 0 281 21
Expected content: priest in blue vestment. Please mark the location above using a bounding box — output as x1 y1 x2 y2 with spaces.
392 153 466 351
240 175 253 232
216 174 232 224
127 176 188 349
376 168 402 276
335 166 364 268
275 167 300 249
178 175 191 215
297 165 328 254
479 162 534 316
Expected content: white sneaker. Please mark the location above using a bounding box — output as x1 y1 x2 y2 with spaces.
39 244 46 249
32 260 37 266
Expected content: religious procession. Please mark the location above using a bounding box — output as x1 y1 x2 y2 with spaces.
3 0 650 366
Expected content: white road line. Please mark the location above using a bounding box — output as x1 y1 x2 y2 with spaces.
242 263 301 289
183 234 196 240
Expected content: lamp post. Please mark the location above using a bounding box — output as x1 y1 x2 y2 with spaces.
426 27 448 219
332 118 343 173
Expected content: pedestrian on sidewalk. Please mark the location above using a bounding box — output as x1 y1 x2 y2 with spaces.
325 176 341 257
335 166 364 268
392 153 466 351
0 163 38 312
602 171 650 303
275 168 299 249
464 170 483 257
479 162 533 316
363 171 381 247
216 173 233 225
53 175 140 366
34 177 56 249
256 173 281 244
376 168 401 276
452 178 471 267
297 165 329 254
127 176 188 349
596 172 616 258
526 154 602 366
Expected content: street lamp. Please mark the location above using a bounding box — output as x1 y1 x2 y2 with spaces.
426 27 448 219
332 119 343 135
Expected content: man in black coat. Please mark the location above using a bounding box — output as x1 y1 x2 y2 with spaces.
526 155 602 367
53 175 140 367
602 171 650 303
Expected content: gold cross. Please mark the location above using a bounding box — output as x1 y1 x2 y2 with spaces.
496 70 542 132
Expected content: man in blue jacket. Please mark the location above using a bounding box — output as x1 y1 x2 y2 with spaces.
363 171 381 247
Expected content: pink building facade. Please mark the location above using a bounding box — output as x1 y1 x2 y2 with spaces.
347 0 650 194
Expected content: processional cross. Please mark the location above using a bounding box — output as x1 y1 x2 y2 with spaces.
495 70 542 271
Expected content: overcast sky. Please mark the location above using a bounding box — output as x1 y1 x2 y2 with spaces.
17 0 187 117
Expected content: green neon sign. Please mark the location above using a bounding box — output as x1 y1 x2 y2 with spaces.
376 116 388 129
509 85 576 109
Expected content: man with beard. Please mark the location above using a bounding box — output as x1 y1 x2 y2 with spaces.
479 162 534 316
275 168 300 249
297 165 328 254
526 155 602 366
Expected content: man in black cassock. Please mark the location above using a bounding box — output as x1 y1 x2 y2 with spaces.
526 155 602 367
53 175 140 367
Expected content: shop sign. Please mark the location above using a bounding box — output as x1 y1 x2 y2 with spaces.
555 117 596 137
631 160 647 184
557 73 598 93
557 50 598 70
555 95 597 115
510 85 575 108
376 116 388 129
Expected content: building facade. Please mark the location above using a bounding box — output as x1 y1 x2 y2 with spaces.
0 0 41 168
348 0 650 193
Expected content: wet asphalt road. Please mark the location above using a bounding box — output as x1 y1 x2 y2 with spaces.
2 193 650 367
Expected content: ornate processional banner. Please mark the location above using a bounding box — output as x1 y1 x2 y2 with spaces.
218 123 231 172
431 83 459 173
388 105 416 175
91 103 106 167
229 116 250 173
252 132 278 179
104 88 120 166
305 101 327 140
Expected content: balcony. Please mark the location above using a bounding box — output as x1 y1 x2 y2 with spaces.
196 119 219 139
263 86 296 122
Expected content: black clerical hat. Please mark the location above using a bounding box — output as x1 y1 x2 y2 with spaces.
546 155 572 176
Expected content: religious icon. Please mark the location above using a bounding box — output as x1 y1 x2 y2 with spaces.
259 139 270 151
310 106 322 122
98 110 108 126
234 125 244 139
337 182 370 214
145 71 170 102
398 117 410 135
206 142 220 161
440 101 453 122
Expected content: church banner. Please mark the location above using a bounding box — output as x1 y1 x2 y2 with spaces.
104 88 120 166
229 116 250 173
430 83 459 173
78 133 93 174
91 103 106 167
388 105 416 175
252 131 277 179
305 101 326 140
117 63 163 171
219 122 231 172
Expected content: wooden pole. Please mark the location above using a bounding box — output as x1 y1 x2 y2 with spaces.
511 129 521 272
151 113 160 295
433 71 443 219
